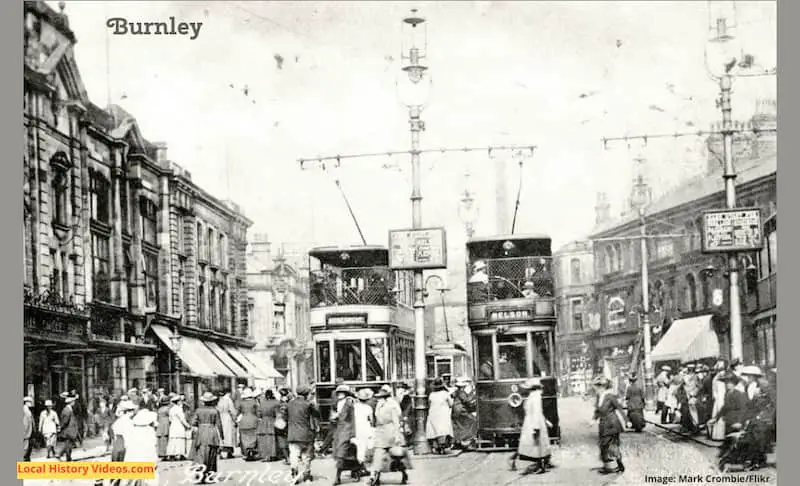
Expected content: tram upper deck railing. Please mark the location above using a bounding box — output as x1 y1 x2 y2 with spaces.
310 265 411 308
466 255 555 304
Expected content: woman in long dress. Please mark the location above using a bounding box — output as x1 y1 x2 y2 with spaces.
156 396 171 459
123 398 160 486
167 395 190 460
508 378 552 475
237 388 260 461
666 374 681 424
425 378 453 454
216 390 237 459
332 385 359 485
353 388 376 474
368 388 410 486
38 400 60 458
256 389 279 461
275 388 291 464
593 376 625 475
709 361 728 441
451 378 477 449
191 392 224 484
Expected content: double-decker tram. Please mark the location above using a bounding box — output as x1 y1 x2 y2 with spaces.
308 245 415 436
467 234 561 450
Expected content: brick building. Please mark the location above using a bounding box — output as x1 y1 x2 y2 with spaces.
587 101 777 373
23 1 263 411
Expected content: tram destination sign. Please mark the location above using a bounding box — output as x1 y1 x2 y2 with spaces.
490 309 533 322
388 227 447 270
326 314 368 327
701 208 764 253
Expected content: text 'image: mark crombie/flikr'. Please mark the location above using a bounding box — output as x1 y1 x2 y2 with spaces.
21 0 777 485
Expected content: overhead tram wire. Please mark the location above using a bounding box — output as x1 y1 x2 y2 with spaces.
298 145 538 169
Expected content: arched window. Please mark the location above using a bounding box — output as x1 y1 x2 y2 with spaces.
604 246 613 274
685 274 698 311
685 221 696 252
614 243 623 271
570 258 581 284
49 152 71 227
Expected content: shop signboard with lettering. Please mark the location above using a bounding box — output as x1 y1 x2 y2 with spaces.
388 227 447 270
701 208 763 253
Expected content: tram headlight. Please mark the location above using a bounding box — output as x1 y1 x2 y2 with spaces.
508 392 523 408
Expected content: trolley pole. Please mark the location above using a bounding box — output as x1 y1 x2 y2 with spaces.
720 73 743 363
409 104 431 455
639 208 655 411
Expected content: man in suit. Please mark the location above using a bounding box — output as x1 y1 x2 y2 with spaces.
710 373 749 435
70 391 86 446
624 375 646 432
58 395 80 461
287 386 320 485
23 396 34 461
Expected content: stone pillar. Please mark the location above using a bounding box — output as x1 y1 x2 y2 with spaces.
129 170 146 313
111 157 126 307
158 175 173 315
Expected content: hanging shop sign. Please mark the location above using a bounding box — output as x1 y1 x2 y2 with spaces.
388 227 447 270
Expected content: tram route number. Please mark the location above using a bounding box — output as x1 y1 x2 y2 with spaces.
490 309 532 321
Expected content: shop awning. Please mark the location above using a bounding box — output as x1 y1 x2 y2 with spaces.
204 341 249 378
151 325 234 378
651 315 720 363
227 346 283 380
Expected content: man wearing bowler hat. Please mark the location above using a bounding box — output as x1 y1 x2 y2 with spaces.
58 395 80 461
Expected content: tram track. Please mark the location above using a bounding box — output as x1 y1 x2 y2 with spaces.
642 419 721 449
428 452 495 486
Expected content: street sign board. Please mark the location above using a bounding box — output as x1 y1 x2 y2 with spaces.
388 227 447 270
701 208 764 253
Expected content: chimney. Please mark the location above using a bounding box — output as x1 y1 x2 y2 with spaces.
153 142 168 164
249 233 272 267
595 192 611 225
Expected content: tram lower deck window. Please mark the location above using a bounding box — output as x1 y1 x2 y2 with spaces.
316 341 331 382
497 333 527 379
335 340 363 381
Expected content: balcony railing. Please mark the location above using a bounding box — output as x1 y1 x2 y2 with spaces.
757 273 777 310
310 266 396 308
23 286 90 318
467 256 554 304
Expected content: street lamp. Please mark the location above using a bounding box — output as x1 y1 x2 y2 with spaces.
703 2 774 363
400 8 432 456
423 274 451 342
169 326 183 394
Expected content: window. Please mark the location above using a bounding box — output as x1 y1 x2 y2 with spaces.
685 274 698 311
656 239 675 260
176 213 185 254
685 221 696 251
89 172 110 223
570 298 584 331
207 228 214 264
144 253 158 309
768 231 777 274
475 335 494 381
92 234 111 302
570 258 581 284
197 223 204 261
197 280 206 328
50 169 69 226
614 244 623 271
604 247 613 274
220 281 228 332
365 338 386 381
316 340 331 383
140 198 158 245
532 332 552 377
120 179 129 234
334 339 362 382
497 333 527 380
218 234 226 268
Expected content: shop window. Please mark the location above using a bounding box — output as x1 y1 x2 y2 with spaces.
497 333 527 380
335 339 362 382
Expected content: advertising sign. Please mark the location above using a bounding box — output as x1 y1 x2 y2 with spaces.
388 227 447 270
701 208 763 253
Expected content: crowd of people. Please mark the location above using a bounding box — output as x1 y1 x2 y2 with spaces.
651 358 777 470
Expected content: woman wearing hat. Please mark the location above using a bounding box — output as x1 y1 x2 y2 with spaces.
425 378 453 455
655 366 671 424
592 376 626 474
256 389 280 462
216 389 238 460
236 388 260 461
123 398 160 486
38 399 60 458
709 360 729 441
332 384 359 484
508 378 552 475
353 389 376 473
191 392 224 484
167 394 190 461
156 395 172 459
451 378 477 450
710 372 748 436
368 388 410 486
624 374 646 433
276 387 292 464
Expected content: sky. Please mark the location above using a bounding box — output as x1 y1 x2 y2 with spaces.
50 1 776 251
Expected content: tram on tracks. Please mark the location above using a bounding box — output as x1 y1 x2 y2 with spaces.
467 234 561 450
308 245 416 436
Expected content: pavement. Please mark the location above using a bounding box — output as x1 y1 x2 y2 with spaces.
23 397 777 486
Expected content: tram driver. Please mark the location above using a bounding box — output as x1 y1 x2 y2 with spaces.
522 281 539 299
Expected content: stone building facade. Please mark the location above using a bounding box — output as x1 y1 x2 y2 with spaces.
587 101 777 373
23 1 261 412
553 239 597 396
246 235 312 389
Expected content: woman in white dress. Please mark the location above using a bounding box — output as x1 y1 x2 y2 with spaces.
709 360 728 441
38 400 60 458
353 388 376 469
167 394 190 460
508 378 553 475
122 399 159 486
425 378 454 454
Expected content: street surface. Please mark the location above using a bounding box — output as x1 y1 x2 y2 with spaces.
24 397 776 486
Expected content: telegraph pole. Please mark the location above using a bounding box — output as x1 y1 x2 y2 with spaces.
638 207 654 410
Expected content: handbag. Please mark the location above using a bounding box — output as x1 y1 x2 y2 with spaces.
274 416 287 430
